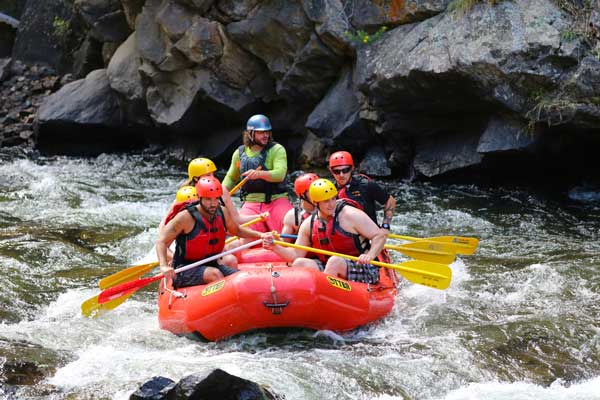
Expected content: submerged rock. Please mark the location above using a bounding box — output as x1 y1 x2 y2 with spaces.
130 368 280 400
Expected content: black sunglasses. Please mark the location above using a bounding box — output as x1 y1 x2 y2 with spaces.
331 166 352 175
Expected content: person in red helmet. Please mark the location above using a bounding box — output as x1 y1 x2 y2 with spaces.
156 176 266 288
280 173 319 240
329 151 396 232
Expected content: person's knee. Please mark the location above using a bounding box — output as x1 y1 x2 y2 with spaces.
203 267 224 283
292 258 319 270
220 254 238 268
324 257 346 277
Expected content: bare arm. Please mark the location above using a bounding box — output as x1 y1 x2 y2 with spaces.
280 209 297 240
344 207 387 264
263 219 310 261
156 214 188 280
382 195 396 226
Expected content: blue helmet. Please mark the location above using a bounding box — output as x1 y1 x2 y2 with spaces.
246 114 272 131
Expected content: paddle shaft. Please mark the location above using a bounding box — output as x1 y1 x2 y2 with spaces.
272 240 448 280
229 166 262 195
98 239 262 304
279 234 456 264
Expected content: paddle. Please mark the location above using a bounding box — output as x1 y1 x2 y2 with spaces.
97 239 262 305
229 166 262 195
99 261 159 290
278 234 456 264
388 234 479 255
273 240 452 290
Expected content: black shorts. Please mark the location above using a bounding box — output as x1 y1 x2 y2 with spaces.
173 264 238 288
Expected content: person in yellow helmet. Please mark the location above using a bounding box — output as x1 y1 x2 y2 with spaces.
262 178 387 283
176 157 264 226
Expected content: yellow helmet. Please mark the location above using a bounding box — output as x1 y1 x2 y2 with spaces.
309 178 338 203
188 158 216 180
175 186 198 202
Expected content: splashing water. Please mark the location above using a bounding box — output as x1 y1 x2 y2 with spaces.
0 151 598 399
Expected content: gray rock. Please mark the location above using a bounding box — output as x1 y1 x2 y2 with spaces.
174 369 275 400
174 16 223 66
121 0 146 29
301 0 353 56
297 130 329 169
477 115 536 154
0 57 11 82
277 33 343 102
130 376 175 400
136 0 193 71
107 32 144 101
11 0 77 70
306 67 369 147
413 131 483 177
356 0 579 118
359 146 391 177
174 0 215 14
215 0 260 21
37 69 121 126
227 0 312 79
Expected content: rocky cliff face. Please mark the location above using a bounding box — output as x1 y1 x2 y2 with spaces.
2 0 600 185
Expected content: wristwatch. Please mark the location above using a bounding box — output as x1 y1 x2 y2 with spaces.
381 222 390 230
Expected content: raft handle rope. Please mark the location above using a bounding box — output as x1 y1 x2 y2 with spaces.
263 264 289 314
163 278 187 309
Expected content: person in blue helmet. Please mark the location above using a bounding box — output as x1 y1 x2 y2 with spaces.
222 114 293 234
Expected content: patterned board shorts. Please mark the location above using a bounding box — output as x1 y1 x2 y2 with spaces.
314 259 380 284
174 264 238 288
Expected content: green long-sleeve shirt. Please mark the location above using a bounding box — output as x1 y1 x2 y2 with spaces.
222 143 289 203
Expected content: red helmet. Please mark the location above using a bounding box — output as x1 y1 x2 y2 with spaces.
329 151 354 168
294 173 319 198
195 176 223 198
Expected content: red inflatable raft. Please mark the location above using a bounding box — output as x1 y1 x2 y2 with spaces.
158 248 399 341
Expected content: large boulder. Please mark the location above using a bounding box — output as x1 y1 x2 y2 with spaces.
477 114 537 154
107 32 144 101
356 0 584 122
11 0 80 71
306 67 370 148
413 131 483 177
227 0 343 102
37 69 121 125
130 369 278 400
75 0 131 43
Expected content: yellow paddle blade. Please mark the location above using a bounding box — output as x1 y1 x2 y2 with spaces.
273 240 452 290
385 241 456 264
388 234 479 255
81 291 135 318
383 260 452 290
98 261 158 290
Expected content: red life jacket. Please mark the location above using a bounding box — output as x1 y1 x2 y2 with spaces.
309 202 368 263
163 199 200 226
172 205 227 266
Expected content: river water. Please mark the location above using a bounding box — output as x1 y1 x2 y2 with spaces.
0 150 598 399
